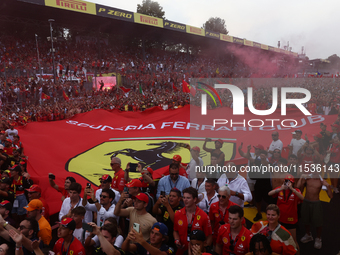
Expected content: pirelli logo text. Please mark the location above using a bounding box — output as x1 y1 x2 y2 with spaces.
190 27 202 34
56 0 86 11
140 15 158 25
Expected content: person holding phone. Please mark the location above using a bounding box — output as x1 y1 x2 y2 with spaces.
48 173 76 201
83 187 118 228
122 222 174 255
268 174 304 252
152 187 183 248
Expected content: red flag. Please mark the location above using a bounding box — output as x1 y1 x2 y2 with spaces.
41 93 50 100
120 87 131 93
190 86 196 97
63 90 69 101
182 80 190 93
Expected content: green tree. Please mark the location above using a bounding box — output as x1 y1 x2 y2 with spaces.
137 0 165 19
203 17 228 34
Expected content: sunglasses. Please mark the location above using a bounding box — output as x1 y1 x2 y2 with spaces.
100 180 108 184
217 195 227 199
100 195 108 198
110 163 117 166
267 230 273 243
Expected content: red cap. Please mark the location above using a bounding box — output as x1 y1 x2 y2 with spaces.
253 144 264 150
26 184 41 193
126 179 143 188
57 217 76 231
332 124 340 130
192 146 200 152
5 139 11 143
215 139 224 145
136 193 149 203
173 155 182 162
285 174 295 183
146 167 153 177
99 174 112 182
314 133 322 138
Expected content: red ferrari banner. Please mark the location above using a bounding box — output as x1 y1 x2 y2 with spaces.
19 106 337 214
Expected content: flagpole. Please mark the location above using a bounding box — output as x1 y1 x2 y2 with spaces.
35 34 42 76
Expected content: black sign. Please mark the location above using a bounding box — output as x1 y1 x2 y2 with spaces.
205 30 220 40
96 5 134 22
164 20 186 32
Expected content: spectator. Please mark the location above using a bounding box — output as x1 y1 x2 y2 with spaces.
0 201 15 227
111 157 126 193
24 199 52 246
186 146 204 181
184 230 218 255
268 174 304 252
82 187 118 227
95 175 120 205
197 179 218 214
54 218 85 255
125 179 154 213
71 206 89 245
114 192 156 241
190 170 207 194
288 129 306 156
247 234 277 255
172 155 188 178
10 165 33 222
5 124 18 142
26 184 49 222
215 205 253 255
173 187 212 255
268 131 283 158
217 162 252 207
122 222 174 255
250 204 297 255
88 221 124 255
0 177 15 204
59 182 92 223
49 174 76 201
209 185 242 245
152 187 183 248
156 163 190 199
203 138 225 167
297 169 333 249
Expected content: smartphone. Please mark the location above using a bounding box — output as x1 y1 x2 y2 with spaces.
82 222 93 232
161 191 165 197
87 183 91 188
124 186 129 193
130 163 138 172
133 223 140 232
49 174 55 180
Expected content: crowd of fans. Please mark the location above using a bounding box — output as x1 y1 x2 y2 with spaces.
2 35 339 127
0 113 339 255
0 35 340 255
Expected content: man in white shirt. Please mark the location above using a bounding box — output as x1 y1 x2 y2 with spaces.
289 129 306 156
71 206 90 244
59 182 92 223
268 131 283 158
197 179 218 213
83 187 118 227
217 162 252 207
186 146 204 181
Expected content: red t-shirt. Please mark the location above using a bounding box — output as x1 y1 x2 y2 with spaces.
112 169 126 192
209 200 244 241
217 224 253 255
53 237 85 255
330 143 340 163
272 187 302 224
57 186 69 198
174 206 212 255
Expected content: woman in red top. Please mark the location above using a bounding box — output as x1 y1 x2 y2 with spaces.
268 174 304 251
